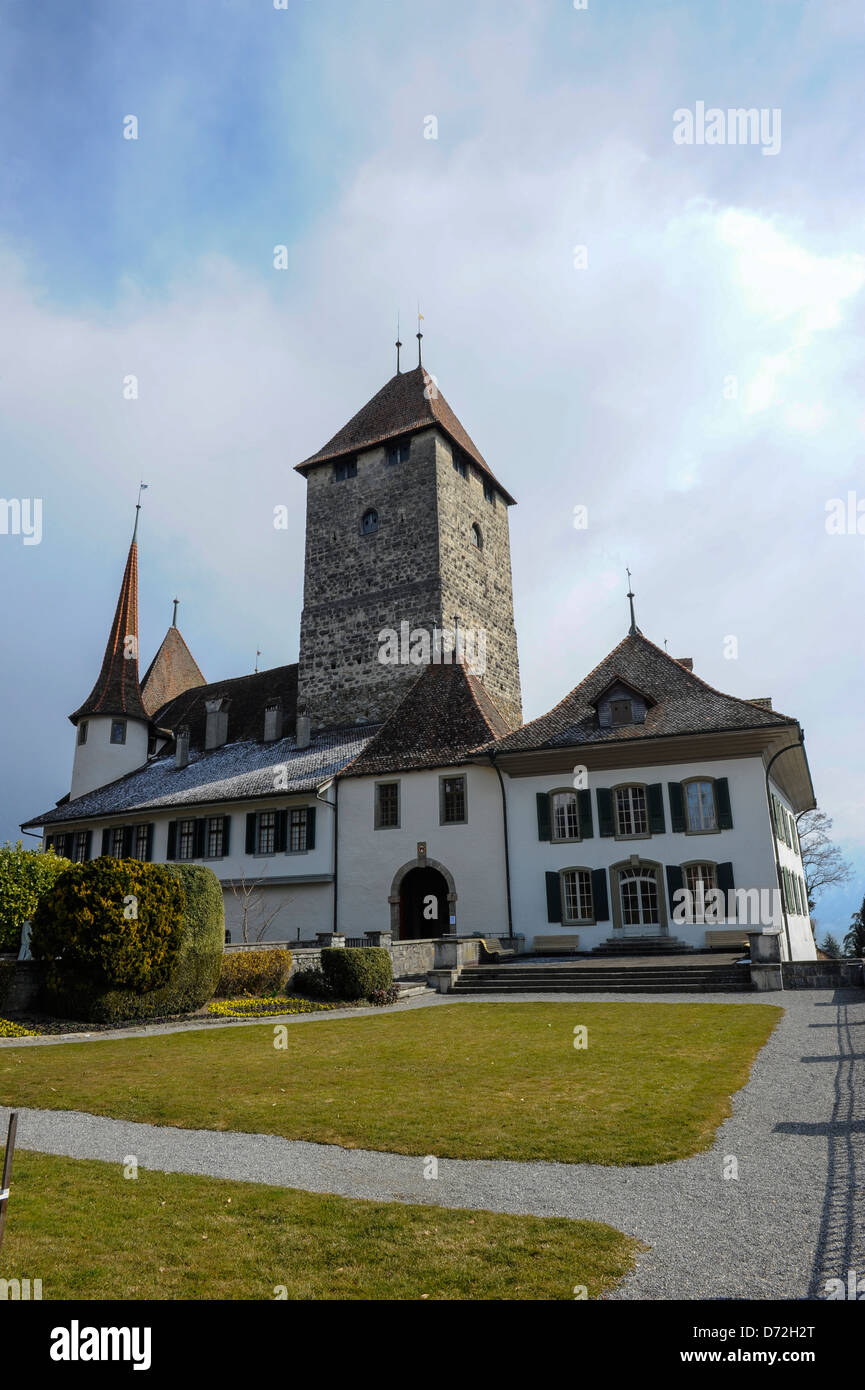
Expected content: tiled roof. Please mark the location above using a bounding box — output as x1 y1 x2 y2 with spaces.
152 665 299 750
339 661 512 778
488 632 798 753
70 536 149 725
22 728 375 828
295 365 516 505
141 626 207 716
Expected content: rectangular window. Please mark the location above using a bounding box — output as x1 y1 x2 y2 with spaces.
178 818 197 861
452 453 467 479
205 817 225 859
483 480 495 505
375 782 400 829
441 775 467 824
109 826 125 858
386 440 410 466
256 811 276 855
609 699 633 726
71 831 89 863
562 869 593 923
551 791 579 842
333 457 357 481
133 824 150 861
684 863 717 921
110 719 127 745
685 780 717 832
615 785 648 837
77 721 88 746
288 808 308 853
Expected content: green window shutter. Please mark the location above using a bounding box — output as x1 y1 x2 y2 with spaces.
793 875 802 915
245 813 256 854
665 864 684 917
772 795 782 839
784 812 792 848
101 829 111 857
306 806 316 850
83 830 92 861
577 789 593 838
790 819 800 857
668 781 686 833
275 809 288 853
800 876 808 916
590 868 609 921
536 793 551 841
597 787 614 837
715 778 733 829
194 819 206 859
166 822 177 861
545 871 562 923
647 783 665 834
717 861 735 896
221 816 231 857
122 826 133 858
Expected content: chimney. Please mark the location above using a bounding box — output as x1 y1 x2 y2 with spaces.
749 697 773 711
263 699 283 743
296 708 311 750
175 726 190 769
676 657 693 672
204 696 230 750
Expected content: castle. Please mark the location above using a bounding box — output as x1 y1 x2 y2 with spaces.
22 351 818 961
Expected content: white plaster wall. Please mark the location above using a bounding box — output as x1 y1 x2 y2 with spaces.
770 779 816 960
70 716 150 799
505 754 817 957
337 765 509 937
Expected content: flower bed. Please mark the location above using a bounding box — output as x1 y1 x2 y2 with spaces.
206 995 336 1019
0 1017 39 1038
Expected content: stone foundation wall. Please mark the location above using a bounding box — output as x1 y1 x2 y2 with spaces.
781 959 864 989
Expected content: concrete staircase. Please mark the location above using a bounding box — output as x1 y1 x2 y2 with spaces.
590 936 694 956
450 959 751 995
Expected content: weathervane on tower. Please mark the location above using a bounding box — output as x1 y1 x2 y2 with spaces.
626 568 637 636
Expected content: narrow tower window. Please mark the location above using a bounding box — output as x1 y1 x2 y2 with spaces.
361 508 379 535
333 457 357 481
110 720 127 745
471 523 483 549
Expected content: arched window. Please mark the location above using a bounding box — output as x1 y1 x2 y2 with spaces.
618 865 661 930
361 508 379 535
471 522 483 549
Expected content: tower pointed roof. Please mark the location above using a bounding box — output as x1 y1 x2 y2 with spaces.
140 623 207 716
69 519 149 725
295 364 516 505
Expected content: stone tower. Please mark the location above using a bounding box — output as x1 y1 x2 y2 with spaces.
295 361 522 730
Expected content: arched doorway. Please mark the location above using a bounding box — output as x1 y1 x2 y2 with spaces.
399 866 449 940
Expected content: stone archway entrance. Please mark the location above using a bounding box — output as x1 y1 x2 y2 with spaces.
389 857 457 941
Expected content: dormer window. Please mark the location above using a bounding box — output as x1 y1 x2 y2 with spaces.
609 699 633 726
386 439 410 466
333 457 357 482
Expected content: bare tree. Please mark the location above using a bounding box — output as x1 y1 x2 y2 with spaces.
796 809 852 913
228 871 290 944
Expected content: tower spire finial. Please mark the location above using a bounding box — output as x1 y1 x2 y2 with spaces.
395 312 402 374
416 303 424 367
626 568 637 636
172 597 179 627
133 482 148 542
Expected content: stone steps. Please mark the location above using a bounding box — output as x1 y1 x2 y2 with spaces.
451 963 751 994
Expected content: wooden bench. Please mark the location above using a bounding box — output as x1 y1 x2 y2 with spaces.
477 936 518 960
533 934 581 954
705 929 750 951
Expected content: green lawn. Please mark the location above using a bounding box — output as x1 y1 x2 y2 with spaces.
0 1151 639 1300
0 1001 781 1164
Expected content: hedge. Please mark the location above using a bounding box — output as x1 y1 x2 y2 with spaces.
320 947 392 1001
31 858 185 995
0 842 71 953
31 860 225 1024
216 948 293 998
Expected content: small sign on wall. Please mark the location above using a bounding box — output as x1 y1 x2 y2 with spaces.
417 842 427 859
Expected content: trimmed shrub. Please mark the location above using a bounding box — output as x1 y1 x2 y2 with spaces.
290 966 332 1000
31 858 184 995
321 947 392 1001
0 958 14 1011
0 842 71 953
216 948 293 998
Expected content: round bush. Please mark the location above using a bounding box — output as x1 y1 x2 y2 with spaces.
320 947 392 1001
216 948 293 998
31 857 185 996
0 842 71 953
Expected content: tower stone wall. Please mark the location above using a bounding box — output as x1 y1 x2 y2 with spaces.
297 422 522 730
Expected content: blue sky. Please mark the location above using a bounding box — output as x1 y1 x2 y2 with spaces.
1 0 864 934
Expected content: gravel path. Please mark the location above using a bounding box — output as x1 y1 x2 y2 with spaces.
3 988 863 1300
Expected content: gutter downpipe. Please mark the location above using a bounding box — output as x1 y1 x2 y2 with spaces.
488 750 514 940
316 778 339 935
764 735 805 968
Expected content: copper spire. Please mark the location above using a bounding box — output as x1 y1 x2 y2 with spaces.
69 510 149 725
